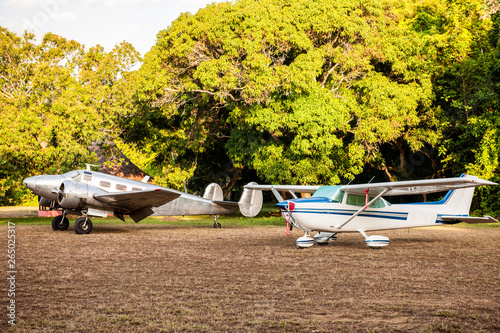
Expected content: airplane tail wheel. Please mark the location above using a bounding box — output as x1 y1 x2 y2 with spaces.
51 215 69 231
74 217 93 234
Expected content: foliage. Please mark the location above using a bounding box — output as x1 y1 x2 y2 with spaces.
0 0 499 216
123 0 441 191
428 3 500 215
0 27 140 205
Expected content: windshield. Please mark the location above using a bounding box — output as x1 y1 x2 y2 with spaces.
62 171 81 181
312 186 344 202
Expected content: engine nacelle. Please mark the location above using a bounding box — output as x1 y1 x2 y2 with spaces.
38 197 55 209
57 180 107 210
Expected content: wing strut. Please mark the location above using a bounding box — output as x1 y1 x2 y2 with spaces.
332 188 389 230
271 187 285 203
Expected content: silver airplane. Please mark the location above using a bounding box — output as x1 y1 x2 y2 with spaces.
23 168 263 234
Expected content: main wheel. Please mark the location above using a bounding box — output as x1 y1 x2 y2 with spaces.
74 217 93 234
213 222 221 229
51 215 69 231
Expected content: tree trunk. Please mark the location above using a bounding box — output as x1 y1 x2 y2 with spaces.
223 166 243 200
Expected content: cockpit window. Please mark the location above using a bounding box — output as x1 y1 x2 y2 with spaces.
312 186 344 202
63 171 81 181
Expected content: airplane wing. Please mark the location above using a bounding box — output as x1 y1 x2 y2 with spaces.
243 185 320 193
94 189 181 212
244 184 320 202
341 176 497 196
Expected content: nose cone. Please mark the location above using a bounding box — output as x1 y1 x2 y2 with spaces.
276 201 287 209
276 201 295 211
23 176 38 191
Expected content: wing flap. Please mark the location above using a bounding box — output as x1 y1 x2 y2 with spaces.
94 189 181 212
129 207 155 223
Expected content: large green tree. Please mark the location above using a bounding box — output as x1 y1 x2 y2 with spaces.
0 27 140 205
426 1 500 215
123 0 440 195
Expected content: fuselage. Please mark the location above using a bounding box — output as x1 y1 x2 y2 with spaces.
277 185 463 233
24 170 238 216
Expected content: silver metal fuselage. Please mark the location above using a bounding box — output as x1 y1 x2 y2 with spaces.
24 170 238 216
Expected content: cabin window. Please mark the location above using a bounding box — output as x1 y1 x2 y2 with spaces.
100 181 111 188
346 194 387 208
116 184 127 191
83 171 92 182
132 187 142 191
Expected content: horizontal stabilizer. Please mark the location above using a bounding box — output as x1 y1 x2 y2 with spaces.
212 200 239 209
440 215 499 224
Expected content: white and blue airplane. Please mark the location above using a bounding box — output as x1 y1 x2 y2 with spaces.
245 175 498 249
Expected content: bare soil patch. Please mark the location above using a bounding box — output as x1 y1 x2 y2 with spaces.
1 223 499 332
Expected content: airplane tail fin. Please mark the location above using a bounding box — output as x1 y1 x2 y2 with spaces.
436 175 478 215
203 183 224 201
238 182 263 217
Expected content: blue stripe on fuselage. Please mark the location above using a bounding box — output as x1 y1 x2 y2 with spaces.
290 208 408 221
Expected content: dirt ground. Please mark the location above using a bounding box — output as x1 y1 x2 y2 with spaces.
1 222 499 332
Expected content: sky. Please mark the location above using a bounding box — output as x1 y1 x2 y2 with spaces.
0 0 222 56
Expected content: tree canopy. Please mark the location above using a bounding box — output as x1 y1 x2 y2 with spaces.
0 0 499 215
0 27 140 204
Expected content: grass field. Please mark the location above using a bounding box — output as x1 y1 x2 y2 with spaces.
0 213 499 332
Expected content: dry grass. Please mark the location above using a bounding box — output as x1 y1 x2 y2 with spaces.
1 222 499 332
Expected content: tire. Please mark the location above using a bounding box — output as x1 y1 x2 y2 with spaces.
51 215 69 231
74 217 93 234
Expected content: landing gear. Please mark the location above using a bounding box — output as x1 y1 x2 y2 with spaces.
296 231 314 249
51 214 69 231
211 215 221 229
359 230 389 249
74 216 93 234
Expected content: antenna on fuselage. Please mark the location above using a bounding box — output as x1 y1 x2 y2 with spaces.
367 176 376 184
85 164 99 171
